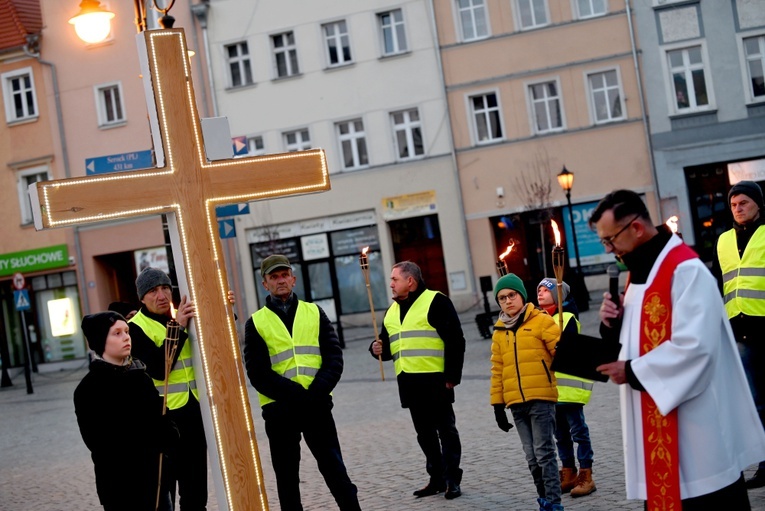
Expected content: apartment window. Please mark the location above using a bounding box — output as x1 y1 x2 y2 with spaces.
469 92 503 143
743 35 765 101
457 0 489 41
226 41 253 87
283 129 311 152
517 0 548 29
529 80 563 133
272 32 299 78
248 136 265 156
392 109 424 160
18 167 50 225
95 82 125 127
576 0 607 19
323 21 352 67
667 45 710 112
587 70 624 123
337 119 368 169
2 67 38 123
379 9 408 56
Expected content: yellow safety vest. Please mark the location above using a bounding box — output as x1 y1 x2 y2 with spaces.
718 227 765 318
130 311 198 410
384 290 445 376
253 301 322 407
553 312 593 405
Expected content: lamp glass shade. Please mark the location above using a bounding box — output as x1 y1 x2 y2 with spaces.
557 167 574 192
69 2 115 44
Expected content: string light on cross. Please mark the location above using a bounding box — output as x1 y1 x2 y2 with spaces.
28 29 330 511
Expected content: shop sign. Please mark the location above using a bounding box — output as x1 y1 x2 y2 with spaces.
382 190 437 220
728 159 765 184
0 245 69 277
134 247 170 274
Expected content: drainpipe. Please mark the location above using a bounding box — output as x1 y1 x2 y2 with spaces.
625 0 663 219
191 1 219 117
24 36 90 313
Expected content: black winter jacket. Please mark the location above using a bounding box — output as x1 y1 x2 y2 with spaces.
370 284 466 408
73 358 165 510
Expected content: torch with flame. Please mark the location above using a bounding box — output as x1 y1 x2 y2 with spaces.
157 303 181 509
551 220 565 332
360 247 385 381
665 215 679 234
497 242 514 276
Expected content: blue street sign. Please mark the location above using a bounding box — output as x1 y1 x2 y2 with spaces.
562 200 617 267
85 150 154 175
218 219 236 239
232 136 248 156
14 289 30 311
215 203 250 218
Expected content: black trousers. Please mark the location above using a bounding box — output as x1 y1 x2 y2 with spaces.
165 395 208 511
642 474 750 511
409 402 462 486
263 401 360 511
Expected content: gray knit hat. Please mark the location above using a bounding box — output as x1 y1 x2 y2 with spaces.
135 267 172 299
538 278 570 306
729 181 764 209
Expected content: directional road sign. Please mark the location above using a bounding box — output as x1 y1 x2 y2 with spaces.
85 150 154 175
218 219 236 239
14 289 30 311
215 203 250 218
232 136 248 156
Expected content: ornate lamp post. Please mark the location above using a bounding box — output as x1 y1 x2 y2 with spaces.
557 166 589 309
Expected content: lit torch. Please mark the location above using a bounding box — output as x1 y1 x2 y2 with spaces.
551 220 565 332
665 215 680 238
360 247 385 381
157 303 181 509
497 242 514 276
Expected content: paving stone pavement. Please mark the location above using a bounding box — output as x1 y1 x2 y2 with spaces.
2 296 764 510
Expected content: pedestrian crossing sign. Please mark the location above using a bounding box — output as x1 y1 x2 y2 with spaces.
14 289 30 311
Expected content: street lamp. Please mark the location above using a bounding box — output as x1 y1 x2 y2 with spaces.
558 165 589 310
68 0 114 44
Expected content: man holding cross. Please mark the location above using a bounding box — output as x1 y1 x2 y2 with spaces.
129 267 206 510
244 255 361 511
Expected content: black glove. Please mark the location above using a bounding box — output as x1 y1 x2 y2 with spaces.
493 404 513 432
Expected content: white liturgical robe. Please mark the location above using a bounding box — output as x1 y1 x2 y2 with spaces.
618 234 765 500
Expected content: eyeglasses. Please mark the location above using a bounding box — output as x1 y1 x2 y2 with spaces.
600 214 640 248
498 291 519 303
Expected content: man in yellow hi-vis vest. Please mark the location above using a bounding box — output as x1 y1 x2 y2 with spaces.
712 180 765 488
128 267 206 510
537 278 596 498
371 261 466 500
244 255 361 511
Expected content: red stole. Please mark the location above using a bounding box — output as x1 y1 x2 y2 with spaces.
639 242 697 510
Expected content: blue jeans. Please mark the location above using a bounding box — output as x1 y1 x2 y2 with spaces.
555 403 594 469
738 341 765 471
511 400 560 505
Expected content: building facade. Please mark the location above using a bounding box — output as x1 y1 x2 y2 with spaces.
631 0 765 261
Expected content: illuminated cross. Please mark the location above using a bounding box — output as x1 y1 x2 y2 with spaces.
28 29 330 511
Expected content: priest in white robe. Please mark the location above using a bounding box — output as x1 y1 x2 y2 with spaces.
590 189 765 510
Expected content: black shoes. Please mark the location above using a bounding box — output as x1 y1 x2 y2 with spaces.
445 482 462 499
413 482 445 498
747 470 765 489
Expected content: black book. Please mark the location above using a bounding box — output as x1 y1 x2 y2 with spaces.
551 333 622 383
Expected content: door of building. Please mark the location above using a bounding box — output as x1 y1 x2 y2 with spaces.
389 214 448 294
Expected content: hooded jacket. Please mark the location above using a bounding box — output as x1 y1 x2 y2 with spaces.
490 305 560 407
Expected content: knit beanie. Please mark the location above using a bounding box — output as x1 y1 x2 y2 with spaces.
728 181 764 209
538 278 570 306
135 267 172 299
81 311 126 356
494 273 527 304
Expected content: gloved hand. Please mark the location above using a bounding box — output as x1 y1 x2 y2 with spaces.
493 404 513 432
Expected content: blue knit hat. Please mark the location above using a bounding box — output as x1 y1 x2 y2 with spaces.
494 273 527 304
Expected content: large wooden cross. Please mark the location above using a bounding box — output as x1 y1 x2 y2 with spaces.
29 29 330 511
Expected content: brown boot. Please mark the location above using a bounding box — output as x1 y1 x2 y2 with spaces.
559 467 578 493
570 467 596 497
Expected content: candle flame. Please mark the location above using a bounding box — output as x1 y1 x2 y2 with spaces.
362 246 369 255
499 242 514 260
665 215 679 234
551 220 561 247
